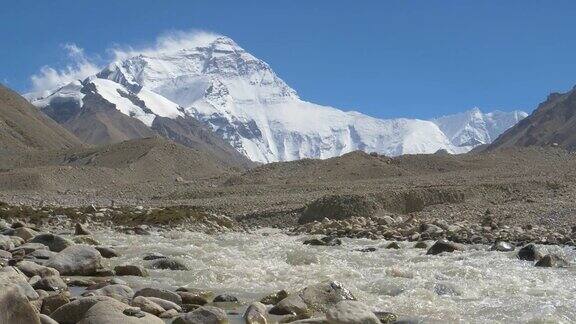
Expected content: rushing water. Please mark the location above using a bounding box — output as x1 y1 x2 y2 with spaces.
88 228 576 323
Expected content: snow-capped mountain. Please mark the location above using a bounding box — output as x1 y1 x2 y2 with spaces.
26 34 526 163
432 108 528 150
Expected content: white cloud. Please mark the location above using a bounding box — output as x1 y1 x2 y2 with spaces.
28 30 223 93
30 43 100 93
111 30 222 60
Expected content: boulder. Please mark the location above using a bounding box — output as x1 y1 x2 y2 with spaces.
143 252 166 261
74 297 164 323
0 266 40 300
303 236 342 246
299 194 379 224
16 261 59 278
159 309 179 318
39 314 59 324
13 227 38 241
131 296 166 316
134 287 182 305
0 249 11 259
94 246 119 258
535 254 570 268
148 258 188 271
115 265 149 277
517 243 543 261
213 294 238 303
244 302 268 324
50 296 115 323
29 250 57 260
0 234 15 251
260 289 288 305
32 275 68 292
177 292 208 305
45 245 102 275
41 292 70 315
426 239 463 255
146 296 182 312
173 306 228 324
73 236 101 246
82 284 134 303
75 223 92 236
414 241 428 249
270 281 355 318
30 234 74 252
326 300 380 324
0 267 41 324
385 242 400 249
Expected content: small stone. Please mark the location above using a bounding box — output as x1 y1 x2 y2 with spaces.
173 306 228 324
244 302 267 324
131 295 166 316
213 294 238 303
123 307 146 318
178 292 208 305
159 309 179 318
326 300 380 324
134 287 182 305
73 235 101 245
75 223 92 235
260 289 289 305
114 264 149 277
386 242 400 249
374 311 398 324
149 258 189 271
518 243 543 261
414 241 428 249
303 236 342 246
143 252 167 260
13 227 38 241
426 239 463 255
94 246 119 258
356 247 377 253
490 241 514 252
535 254 570 268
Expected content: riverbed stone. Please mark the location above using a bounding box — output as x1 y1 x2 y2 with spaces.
535 254 570 268
326 300 380 324
115 264 149 277
386 242 400 249
12 242 48 255
517 243 543 261
148 258 189 271
143 252 166 260
39 313 59 324
45 245 102 275
177 292 208 305
0 234 15 251
173 306 228 324
75 223 92 236
213 293 238 303
260 289 289 305
134 287 182 305
29 249 57 260
146 296 182 312
82 284 134 302
94 246 119 258
414 241 428 249
41 291 70 315
30 234 74 252
16 260 60 278
49 296 113 323
75 297 164 323
73 235 101 245
271 281 355 318
426 239 463 255
13 227 38 241
131 296 166 316
0 267 41 324
244 301 267 324
32 275 67 292
303 236 342 246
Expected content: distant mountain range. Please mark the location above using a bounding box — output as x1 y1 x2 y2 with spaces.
25 35 526 163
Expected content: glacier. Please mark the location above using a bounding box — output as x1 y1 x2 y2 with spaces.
25 34 527 163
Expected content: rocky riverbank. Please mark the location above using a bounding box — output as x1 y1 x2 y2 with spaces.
1 202 575 323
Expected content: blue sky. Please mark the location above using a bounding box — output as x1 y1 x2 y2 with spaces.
1 1 575 119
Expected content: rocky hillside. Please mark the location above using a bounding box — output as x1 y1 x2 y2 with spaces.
0 84 81 155
488 86 576 151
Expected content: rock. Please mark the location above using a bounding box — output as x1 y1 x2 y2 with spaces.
94 246 119 258
13 227 38 241
16 261 59 278
303 236 342 246
82 284 134 302
131 296 166 316
29 249 57 260
517 243 543 261
50 296 113 323
490 241 514 252
134 287 182 305
535 254 570 268
414 241 427 249
374 312 398 324
30 234 74 252
0 234 15 251
146 296 182 312
73 235 101 245
288 318 329 323
11 221 27 229
148 258 189 271
75 297 164 324
326 300 380 324
12 242 48 255
67 278 97 287
213 294 238 303
115 265 149 277
143 252 166 260
32 275 68 291
92 268 115 277
356 247 377 252
299 195 379 224
0 267 41 324
244 302 267 324
133 225 151 235
39 313 59 324
386 242 400 249
45 245 102 275
0 266 40 300
270 281 355 318
426 239 463 255
177 292 208 305
160 309 179 318
75 223 92 235
260 289 288 305
0 249 11 259
41 292 69 315
173 306 228 324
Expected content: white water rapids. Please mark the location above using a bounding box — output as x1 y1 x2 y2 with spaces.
89 228 576 323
